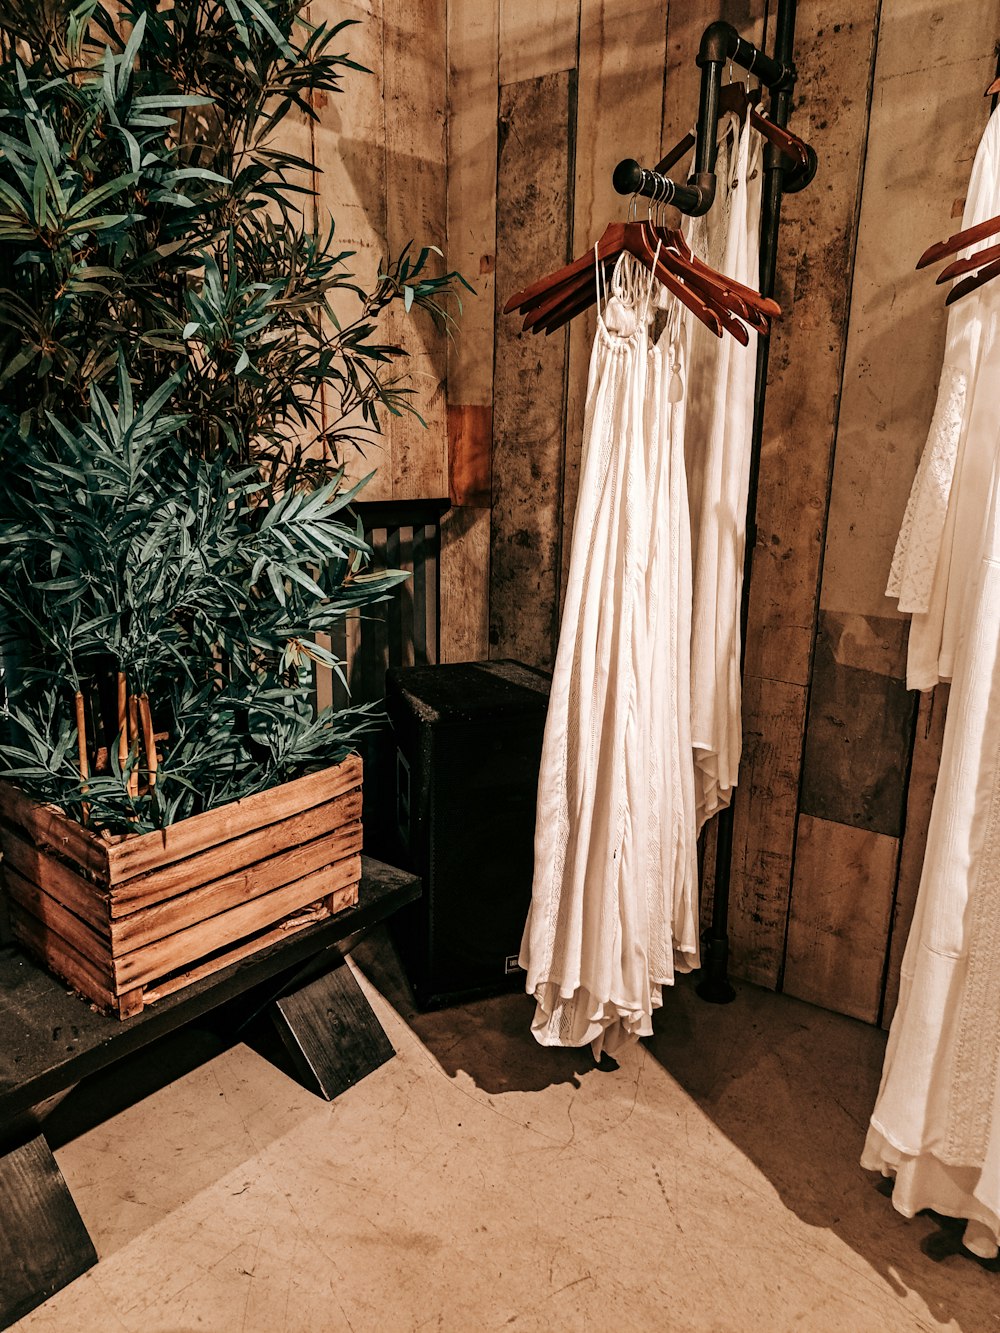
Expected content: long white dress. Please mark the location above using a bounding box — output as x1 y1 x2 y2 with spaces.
680 113 763 827
887 106 1000 690
520 254 697 1058
863 110 1000 1256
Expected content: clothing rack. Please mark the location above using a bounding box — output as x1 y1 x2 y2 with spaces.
613 1 813 1004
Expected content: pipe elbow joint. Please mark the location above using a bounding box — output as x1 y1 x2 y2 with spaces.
697 21 737 68
686 172 717 217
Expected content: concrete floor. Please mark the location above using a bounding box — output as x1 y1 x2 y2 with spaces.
13 929 999 1333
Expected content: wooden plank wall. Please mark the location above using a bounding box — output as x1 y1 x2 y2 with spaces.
442 0 1000 1024
307 0 449 506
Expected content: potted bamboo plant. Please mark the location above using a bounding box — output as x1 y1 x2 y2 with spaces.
0 0 467 1016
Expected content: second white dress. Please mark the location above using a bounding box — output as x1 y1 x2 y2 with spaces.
520 254 698 1058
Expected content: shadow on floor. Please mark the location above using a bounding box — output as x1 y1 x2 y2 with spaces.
348 928 621 1093
352 927 998 1330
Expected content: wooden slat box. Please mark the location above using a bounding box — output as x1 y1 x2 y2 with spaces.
0 755 363 1019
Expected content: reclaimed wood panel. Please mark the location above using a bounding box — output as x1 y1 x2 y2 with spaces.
783 814 900 1024
882 683 949 1028
727 674 808 988
490 71 574 667
440 506 491 662
560 0 668 609
448 403 492 508
819 0 1000 623
799 610 917 836
0 833 108 935
729 2 883 989
499 0 579 85
383 0 449 501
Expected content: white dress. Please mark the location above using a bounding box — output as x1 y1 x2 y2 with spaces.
680 113 763 827
887 106 1000 690
520 254 698 1058
863 110 1000 1256
862 425 1000 1257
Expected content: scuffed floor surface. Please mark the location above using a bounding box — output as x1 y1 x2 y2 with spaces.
13 928 999 1333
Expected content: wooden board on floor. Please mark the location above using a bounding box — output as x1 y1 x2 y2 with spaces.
273 960 395 1100
783 814 900 1024
0 1135 97 1330
490 71 574 668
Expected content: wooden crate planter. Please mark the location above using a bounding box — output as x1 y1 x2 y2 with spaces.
0 754 363 1019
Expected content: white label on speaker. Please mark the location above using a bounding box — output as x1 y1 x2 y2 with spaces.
505 955 524 976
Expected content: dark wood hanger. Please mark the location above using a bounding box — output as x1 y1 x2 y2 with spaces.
917 215 1000 269
946 253 1000 304
505 221 727 337
936 237 1000 283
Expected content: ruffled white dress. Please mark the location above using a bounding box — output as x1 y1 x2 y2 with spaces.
863 108 1000 1257
520 254 698 1058
887 106 1000 690
680 112 763 827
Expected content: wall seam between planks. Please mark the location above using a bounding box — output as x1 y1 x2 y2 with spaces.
776 0 886 994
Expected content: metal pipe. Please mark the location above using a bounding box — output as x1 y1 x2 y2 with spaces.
697 0 801 1006
613 23 794 219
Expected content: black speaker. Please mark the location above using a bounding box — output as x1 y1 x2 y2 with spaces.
384 660 550 1008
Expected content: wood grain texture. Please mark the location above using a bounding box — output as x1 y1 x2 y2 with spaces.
446 0 499 410
743 2 882 689
0 783 108 882
308 0 392 500
113 855 361 991
819 0 1000 621
448 403 492 507
0 831 109 934
728 2 883 994
104 754 362 881
8 901 117 1009
3 869 111 974
799 610 917 836
499 0 579 85
273 959 395 1099
439 505 491 662
108 822 363 950
383 0 449 501
727 675 808 989
490 71 574 668
783 814 900 1023
560 0 667 609
0 1136 97 1328
882 683 949 1028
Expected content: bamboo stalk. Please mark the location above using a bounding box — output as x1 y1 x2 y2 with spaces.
116 671 128 775
74 689 90 825
127 693 140 799
138 692 158 789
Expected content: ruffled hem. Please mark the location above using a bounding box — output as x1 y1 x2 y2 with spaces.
527 979 664 1060
862 1124 1000 1259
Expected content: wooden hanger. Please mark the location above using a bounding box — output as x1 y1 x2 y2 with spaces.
985 75 1000 96
506 220 726 337
917 214 1000 269
946 253 1000 304
936 237 1000 283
